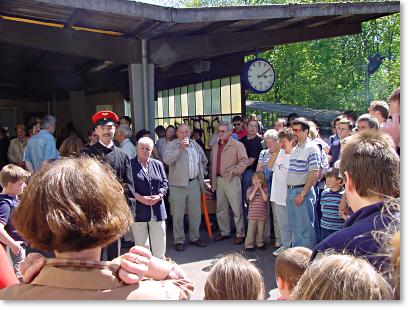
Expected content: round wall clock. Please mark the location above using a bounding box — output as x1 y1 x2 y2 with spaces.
242 58 275 94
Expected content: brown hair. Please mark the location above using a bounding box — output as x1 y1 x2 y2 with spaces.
369 100 390 121
0 164 31 188
12 157 133 253
275 247 312 290
252 171 267 188
278 128 293 141
59 135 84 157
291 253 393 300
390 231 400 299
204 253 265 300
340 130 399 198
325 167 342 180
388 86 400 103
15 124 26 132
338 118 353 130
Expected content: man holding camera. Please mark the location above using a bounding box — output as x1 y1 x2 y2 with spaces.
163 124 208 252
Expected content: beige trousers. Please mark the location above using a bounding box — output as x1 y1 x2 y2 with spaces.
131 220 166 259
216 176 245 237
169 178 202 244
245 219 266 248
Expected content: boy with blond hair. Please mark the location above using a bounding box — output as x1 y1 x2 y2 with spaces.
0 164 30 280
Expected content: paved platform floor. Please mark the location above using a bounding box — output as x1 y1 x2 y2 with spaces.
122 223 278 300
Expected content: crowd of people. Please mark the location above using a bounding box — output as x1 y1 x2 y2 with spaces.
0 86 401 300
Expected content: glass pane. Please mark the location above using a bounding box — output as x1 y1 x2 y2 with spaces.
188 84 196 116
168 89 175 117
163 90 169 118
195 83 204 116
231 75 242 114
203 81 212 115
221 77 231 114
181 86 188 116
157 91 163 118
175 88 181 117
211 79 221 114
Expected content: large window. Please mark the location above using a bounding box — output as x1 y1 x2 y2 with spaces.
155 75 242 149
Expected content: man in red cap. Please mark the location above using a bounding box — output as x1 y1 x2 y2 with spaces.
82 111 136 260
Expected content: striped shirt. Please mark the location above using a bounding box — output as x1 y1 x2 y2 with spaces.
246 186 269 221
287 139 320 185
320 188 345 230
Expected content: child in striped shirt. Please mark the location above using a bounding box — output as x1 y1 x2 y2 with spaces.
319 168 345 242
245 171 269 251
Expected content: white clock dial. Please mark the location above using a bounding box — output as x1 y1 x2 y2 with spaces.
247 60 275 92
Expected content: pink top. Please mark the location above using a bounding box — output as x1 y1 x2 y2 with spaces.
247 186 269 220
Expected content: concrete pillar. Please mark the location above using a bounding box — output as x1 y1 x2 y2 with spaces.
128 63 155 134
69 91 86 140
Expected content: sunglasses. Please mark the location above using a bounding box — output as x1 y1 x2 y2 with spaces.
292 128 303 133
233 123 242 126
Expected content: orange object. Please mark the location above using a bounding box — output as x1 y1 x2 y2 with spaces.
201 193 213 240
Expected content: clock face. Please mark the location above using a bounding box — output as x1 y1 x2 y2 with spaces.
246 59 275 93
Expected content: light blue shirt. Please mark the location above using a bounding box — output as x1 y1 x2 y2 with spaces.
23 130 60 171
120 138 136 160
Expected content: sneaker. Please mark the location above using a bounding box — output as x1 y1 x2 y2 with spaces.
272 246 286 256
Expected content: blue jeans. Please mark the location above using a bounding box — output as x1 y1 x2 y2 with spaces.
241 169 253 232
274 202 292 249
286 187 317 249
320 227 338 243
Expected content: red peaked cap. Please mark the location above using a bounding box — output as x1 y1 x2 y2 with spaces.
92 111 119 126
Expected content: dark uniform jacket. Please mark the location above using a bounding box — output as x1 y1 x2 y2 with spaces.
131 158 168 222
81 142 136 215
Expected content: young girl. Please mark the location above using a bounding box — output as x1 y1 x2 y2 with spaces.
204 253 265 300
245 171 269 251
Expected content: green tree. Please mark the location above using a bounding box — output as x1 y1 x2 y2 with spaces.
178 0 400 113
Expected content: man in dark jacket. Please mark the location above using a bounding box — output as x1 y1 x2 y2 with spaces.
82 111 136 260
311 130 400 272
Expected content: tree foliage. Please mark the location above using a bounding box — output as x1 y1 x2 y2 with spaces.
178 0 400 113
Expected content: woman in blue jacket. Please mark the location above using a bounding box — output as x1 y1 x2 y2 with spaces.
131 137 168 259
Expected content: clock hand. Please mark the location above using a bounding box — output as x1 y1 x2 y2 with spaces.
257 69 270 78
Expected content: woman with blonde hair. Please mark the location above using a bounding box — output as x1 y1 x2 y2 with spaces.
0 157 193 300
204 252 265 300
291 253 393 300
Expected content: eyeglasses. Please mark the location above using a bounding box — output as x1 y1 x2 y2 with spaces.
292 128 303 133
233 123 242 126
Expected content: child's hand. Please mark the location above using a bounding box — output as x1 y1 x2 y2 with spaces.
10 241 23 256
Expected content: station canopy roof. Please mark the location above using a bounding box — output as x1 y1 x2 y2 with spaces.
0 0 400 101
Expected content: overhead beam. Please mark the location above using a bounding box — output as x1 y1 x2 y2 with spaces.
149 23 362 66
0 18 141 64
33 0 399 23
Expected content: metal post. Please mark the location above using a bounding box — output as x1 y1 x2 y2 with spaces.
142 39 149 129
365 64 370 106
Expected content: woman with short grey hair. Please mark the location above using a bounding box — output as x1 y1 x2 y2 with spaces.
256 129 282 248
130 137 168 258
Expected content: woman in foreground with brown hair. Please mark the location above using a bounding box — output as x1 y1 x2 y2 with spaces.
0 157 193 300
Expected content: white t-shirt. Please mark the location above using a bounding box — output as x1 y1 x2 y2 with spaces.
270 149 290 206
